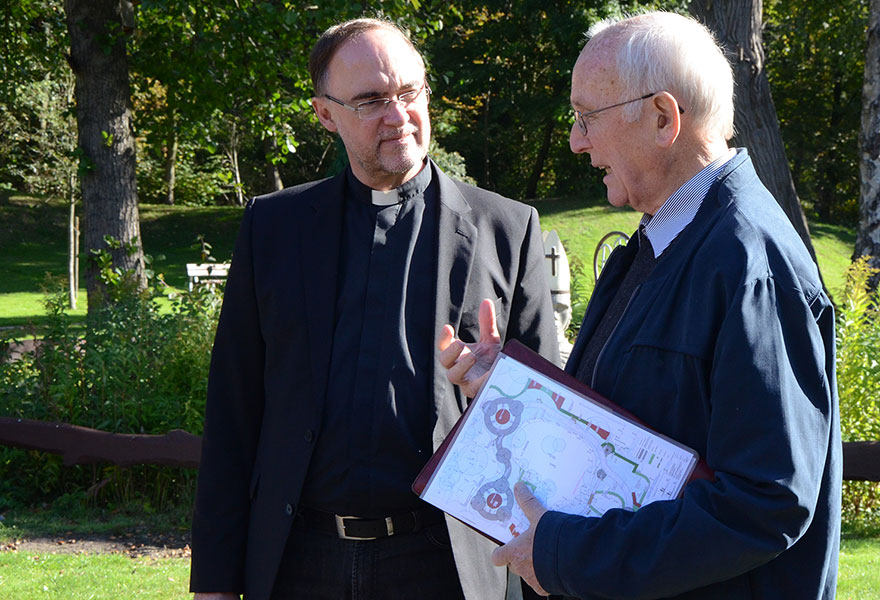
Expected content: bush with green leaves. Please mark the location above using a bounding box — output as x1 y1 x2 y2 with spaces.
836 256 880 532
0 262 222 511
137 141 233 206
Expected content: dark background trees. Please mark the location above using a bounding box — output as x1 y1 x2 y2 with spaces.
764 0 869 225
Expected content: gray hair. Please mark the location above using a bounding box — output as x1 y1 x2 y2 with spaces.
309 18 424 96
586 12 735 141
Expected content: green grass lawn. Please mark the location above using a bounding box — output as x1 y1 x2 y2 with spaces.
0 196 243 328
0 538 876 599
0 507 877 599
837 536 880 599
0 553 191 599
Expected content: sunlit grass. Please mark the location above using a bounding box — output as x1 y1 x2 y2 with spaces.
837 537 880 600
0 553 191 600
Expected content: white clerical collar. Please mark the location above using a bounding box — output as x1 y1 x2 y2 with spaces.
370 188 400 206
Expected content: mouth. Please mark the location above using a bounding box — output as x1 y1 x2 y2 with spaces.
381 129 416 144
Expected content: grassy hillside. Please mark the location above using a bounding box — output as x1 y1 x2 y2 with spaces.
533 196 855 304
0 196 243 327
0 193 857 328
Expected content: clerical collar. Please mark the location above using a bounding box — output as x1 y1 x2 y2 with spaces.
371 189 399 206
345 160 432 206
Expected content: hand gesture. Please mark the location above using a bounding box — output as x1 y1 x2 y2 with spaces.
491 482 550 597
438 299 501 398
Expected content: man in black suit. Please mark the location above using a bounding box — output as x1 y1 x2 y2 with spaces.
189 18 559 600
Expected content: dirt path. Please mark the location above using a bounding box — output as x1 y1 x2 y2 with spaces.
1 529 191 558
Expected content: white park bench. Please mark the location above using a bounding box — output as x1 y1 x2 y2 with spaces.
185 263 230 291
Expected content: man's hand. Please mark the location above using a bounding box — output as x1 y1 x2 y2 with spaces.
193 594 240 600
491 482 550 597
438 299 502 398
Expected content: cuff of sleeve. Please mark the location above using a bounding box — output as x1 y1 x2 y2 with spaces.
533 510 572 595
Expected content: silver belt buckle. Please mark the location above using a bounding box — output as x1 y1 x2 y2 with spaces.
334 515 395 540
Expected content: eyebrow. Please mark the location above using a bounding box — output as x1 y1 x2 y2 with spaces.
350 80 423 102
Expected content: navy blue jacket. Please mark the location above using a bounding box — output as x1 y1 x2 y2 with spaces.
535 151 841 599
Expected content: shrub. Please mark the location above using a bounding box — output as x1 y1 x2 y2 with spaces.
0 262 222 510
137 142 232 206
836 256 880 532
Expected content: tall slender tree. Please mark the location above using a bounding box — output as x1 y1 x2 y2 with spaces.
689 0 823 282
65 0 144 312
855 0 880 289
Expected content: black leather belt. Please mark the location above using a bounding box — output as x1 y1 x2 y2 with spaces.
295 507 444 540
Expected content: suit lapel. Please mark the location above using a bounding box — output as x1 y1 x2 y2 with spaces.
299 174 345 400
431 166 477 448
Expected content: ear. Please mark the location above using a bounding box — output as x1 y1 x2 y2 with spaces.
311 97 339 134
652 91 680 148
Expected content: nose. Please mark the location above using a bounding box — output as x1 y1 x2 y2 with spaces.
382 99 409 126
570 122 591 154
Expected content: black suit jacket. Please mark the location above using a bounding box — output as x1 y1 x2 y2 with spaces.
190 162 559 600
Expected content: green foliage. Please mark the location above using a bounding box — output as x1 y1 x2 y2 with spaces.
0 0 75 197
427 139 476 184
0 75 77 197
764 0 869 224
137 141 231 206
836 256 880 530
421 0 681 200
0 257 222 509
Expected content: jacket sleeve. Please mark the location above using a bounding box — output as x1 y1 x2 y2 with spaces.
190 200 265 594
533 276 838 598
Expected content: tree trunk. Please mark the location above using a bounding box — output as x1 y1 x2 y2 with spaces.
689 0 824 284
68 172 78 310
164 122 178 205
525 117 555 200
263 134 284 193
854 0 880 290
227 120 245 206
65 0 144 313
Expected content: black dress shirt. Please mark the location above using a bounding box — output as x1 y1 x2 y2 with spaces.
299 164 438 517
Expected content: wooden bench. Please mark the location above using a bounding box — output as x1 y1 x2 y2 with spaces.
185 263 230 291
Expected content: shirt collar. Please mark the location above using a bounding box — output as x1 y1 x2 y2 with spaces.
345 160 432 206
640 148 737 257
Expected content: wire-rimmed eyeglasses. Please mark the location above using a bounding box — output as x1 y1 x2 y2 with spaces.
572 92 684 135
323 83 431 120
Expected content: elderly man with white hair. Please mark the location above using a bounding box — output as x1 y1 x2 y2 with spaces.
440 11 840 600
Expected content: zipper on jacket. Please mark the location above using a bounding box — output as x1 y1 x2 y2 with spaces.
591 282 642 388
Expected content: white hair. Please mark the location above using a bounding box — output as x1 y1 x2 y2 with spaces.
586 12 735 141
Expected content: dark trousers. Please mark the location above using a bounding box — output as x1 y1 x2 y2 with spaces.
270 519 466 599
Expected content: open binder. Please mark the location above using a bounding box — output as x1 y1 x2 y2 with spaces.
413 339 714 544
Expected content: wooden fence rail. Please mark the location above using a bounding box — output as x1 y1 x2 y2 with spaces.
0 417 877 481
0 417 201 468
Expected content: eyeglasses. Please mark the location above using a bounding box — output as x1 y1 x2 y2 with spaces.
323 83 431 120
572 92 684 135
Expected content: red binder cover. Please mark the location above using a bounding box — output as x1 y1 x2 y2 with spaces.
413 339 714 509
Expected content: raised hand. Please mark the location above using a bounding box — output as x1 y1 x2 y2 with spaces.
437 298 502 398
